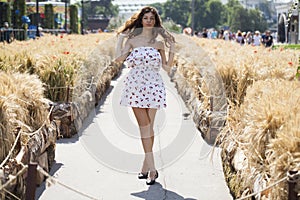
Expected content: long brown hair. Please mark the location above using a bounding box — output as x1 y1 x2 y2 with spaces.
117 6 175 47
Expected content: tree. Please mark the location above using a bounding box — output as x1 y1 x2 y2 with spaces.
90 0 118 18
70 5 79 33
230 6 248 31
189 0 206 31
12 0 26 28
44 4 54 29
221 0 267 32
0 2 11 26
203 0 224 29
248 9 267 32
162 0 190 28
12 0 26 40
225 0 242 29
258 0 273 20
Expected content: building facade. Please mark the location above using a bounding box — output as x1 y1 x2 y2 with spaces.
275 0 299 43
112 0 167 19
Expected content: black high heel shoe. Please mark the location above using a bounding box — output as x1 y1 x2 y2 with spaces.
146 170 158 185
138 172 148 179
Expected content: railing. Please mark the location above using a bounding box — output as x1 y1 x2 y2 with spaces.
0 28 69 43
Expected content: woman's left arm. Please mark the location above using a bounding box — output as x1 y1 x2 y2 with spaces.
159 41 175 75
166 42 175 68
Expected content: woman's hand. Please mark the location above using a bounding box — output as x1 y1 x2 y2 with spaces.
114 32 131 63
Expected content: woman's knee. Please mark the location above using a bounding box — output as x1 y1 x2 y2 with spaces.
132 107 151 126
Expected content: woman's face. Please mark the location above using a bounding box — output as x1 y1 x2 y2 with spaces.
142 12 155 28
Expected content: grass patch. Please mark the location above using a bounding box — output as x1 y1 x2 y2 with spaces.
274 44 300 50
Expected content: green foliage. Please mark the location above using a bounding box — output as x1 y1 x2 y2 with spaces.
70 5 79 33
106 16 124 31
163 19 182 34
90 0 118 18
152 0 268 32
224 0 267 32
0 2 11 26
44 4 54 29
192 0 207 30
273 44 300 50
296 56 300 80
162 0 190 28
12 0 26 29
203 0 224 29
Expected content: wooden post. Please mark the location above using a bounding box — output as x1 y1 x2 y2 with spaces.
210 96 213 111
25 161 38 200
287 170 298 200
66 85 70 103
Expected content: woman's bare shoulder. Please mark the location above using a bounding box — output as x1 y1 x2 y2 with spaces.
156 40 165 50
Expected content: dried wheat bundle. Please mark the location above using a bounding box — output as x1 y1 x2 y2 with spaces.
0 71 49 163
191 38 298 106
172 35 227 142
224 79 300 199
0 34 113 102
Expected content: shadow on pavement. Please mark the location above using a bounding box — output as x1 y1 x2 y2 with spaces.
35 162 64 199
56 134 79 144
131 182 197 200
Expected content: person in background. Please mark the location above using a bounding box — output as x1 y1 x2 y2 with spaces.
264 30 273 48
201 28 208 38
223 30 230 41
219 29 224 39
245 31 252 45
253 30 261 46
236 30 244 45
211 28 218 39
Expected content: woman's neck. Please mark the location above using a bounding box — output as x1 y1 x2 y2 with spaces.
140 29 153 38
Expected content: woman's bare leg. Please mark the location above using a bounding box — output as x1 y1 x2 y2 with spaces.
146 108 158 179
132 107 157 174
147 108 157 148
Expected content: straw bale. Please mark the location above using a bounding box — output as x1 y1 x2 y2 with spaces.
0 72 49 163
221 79 300 199
172 36 300 198
191 38 297 106
71 36 122 134
171 35 227 143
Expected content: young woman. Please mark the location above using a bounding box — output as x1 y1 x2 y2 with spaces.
114 6 175 185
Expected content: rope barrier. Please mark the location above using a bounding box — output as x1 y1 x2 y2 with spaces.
0 105 53 168
21 105 54 137
2 188 21 200
235 176 288 200
0 165 28 192
0 129 22 169
37 166 100 200
46 86 74 90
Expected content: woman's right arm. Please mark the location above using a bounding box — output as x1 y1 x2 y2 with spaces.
114 34 131 63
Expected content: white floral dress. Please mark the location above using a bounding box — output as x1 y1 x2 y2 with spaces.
120 46 166 109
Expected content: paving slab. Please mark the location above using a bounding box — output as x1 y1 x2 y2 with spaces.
36 67 233 200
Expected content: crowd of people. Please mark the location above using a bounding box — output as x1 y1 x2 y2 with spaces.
185 27 275 47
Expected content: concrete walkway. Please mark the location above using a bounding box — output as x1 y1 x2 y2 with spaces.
36 67 233 200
